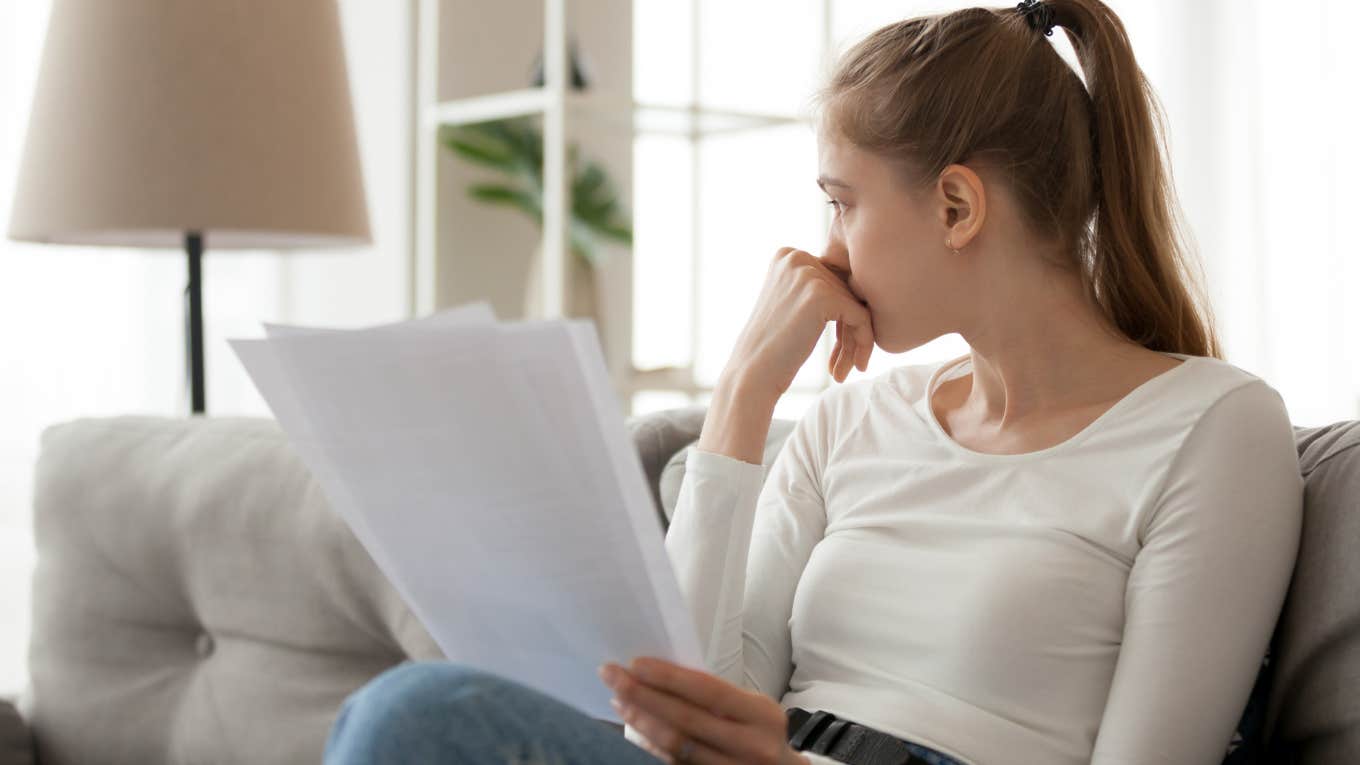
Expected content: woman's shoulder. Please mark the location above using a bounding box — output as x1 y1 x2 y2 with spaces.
1173 354 1285 413
1185 356 1295 436
1119 354 1296 464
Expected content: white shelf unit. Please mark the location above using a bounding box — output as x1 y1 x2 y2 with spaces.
413 0 830 415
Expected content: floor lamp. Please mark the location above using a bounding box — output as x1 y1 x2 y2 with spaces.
6 0 371 414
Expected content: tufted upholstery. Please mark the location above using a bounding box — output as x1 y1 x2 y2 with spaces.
25 417 442 765
5 410 1358 765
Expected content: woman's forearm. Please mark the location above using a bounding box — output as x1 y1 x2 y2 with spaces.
696 369 780 465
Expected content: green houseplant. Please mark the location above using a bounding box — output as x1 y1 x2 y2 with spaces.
438 117 633 321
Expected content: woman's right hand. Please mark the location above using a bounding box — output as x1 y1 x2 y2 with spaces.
723 247 875 401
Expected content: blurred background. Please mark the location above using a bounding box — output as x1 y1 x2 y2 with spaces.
1 0 1357 697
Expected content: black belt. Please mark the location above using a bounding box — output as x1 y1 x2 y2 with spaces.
785 707 926 765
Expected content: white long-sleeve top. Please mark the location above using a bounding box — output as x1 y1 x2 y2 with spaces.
660 351 1304 765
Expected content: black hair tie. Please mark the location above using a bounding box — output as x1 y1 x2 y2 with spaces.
1016 0 1057 37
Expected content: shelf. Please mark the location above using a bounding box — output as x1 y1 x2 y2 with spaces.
414 0 828 415
423 88 808 137
424 87 552 127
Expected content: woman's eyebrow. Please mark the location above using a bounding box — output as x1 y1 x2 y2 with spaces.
817 175 853 191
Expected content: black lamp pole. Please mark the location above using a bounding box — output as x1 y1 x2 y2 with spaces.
184 231 206 414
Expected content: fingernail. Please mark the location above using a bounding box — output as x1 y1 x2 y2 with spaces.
598 664 614 684
610 697 623 712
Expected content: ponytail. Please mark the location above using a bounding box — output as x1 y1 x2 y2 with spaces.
1047 0 1221 357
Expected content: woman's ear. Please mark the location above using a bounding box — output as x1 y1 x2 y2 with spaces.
936 164 987 249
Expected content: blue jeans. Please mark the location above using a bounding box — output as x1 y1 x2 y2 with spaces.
325 661 660 764
325 660 968 765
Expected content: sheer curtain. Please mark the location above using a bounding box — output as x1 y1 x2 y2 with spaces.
0 1 412 696
1128 0 1360 428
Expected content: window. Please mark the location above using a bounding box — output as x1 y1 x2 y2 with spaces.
630 0 1360 427
631 1 972 425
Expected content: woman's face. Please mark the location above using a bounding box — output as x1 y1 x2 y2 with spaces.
816 126 960 355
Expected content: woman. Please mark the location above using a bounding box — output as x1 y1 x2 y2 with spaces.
324 1 1304 763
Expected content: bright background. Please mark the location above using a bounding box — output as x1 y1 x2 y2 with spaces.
3 0 1357 696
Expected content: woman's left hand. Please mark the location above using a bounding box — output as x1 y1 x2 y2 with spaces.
598 657 810 765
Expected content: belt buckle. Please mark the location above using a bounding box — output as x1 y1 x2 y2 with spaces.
787 708 836 751
786 707 919 765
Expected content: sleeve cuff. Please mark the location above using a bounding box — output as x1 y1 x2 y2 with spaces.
685 445 766 482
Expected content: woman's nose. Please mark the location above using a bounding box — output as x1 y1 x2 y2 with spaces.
820 236 849 269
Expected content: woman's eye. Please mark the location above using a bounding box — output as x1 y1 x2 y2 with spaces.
826 199 843 214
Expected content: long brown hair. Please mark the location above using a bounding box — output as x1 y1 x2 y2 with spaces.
811 0 1222 359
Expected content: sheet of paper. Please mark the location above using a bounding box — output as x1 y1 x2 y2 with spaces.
229 313 702 723
261 300 496 338
233 302 500 548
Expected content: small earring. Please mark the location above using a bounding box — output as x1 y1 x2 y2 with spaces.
946 237 960 255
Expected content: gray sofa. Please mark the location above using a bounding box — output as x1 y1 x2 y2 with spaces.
1 407 1356 764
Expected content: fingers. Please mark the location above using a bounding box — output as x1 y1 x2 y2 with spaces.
626 658 769 722
783 246 875 382
628 718 677 756
605 659 787 765
812 263 872 381
614 672 744 750
641 742 673 763
829 322 842 377
832 323 846 382
614 697 732 765
832 321 865 383
834 303 873 375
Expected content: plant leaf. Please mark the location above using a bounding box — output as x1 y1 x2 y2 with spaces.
469 184 542 222
443 118 633 251
439 124 518 170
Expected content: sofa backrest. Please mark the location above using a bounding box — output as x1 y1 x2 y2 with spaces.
1266 421 1360 762
24 410 1359 765
28 416 442 765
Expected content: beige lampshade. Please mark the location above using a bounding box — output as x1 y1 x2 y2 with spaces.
7 0 371 249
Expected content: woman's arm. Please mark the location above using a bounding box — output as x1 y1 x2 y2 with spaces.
1090 379 1305 763
620 375 846 763
617 246 871 763
665 374 836 695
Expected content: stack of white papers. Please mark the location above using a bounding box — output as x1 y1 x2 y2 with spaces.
229 302 703 723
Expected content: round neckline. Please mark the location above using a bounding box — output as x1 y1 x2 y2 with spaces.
919 351 1198 462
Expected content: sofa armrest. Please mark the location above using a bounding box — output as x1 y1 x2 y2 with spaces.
0 700 34 765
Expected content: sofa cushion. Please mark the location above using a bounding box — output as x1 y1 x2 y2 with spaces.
657 411 794 528
29 416 442 765
629 406 707 529
1263 421 1360 763
25 410 740 765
